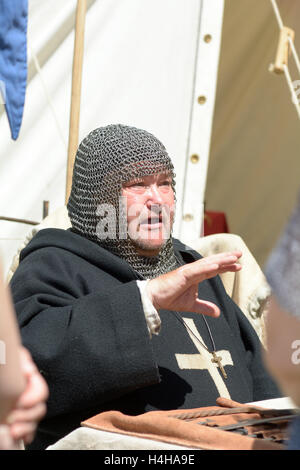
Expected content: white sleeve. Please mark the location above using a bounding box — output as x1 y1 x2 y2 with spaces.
136 280 161 338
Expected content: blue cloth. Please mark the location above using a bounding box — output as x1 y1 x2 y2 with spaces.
288 416 300 450
0 0 28 140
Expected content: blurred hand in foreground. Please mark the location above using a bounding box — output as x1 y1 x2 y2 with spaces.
5 347 49 447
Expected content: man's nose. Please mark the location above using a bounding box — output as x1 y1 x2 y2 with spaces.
146 184 164 205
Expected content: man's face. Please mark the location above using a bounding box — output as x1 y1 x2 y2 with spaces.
121 172 175 256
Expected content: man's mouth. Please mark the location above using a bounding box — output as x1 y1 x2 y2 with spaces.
140 213 163 229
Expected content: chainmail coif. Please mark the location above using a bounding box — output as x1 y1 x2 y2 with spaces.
67 124 179 278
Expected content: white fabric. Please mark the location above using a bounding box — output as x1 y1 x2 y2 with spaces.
6 206 71 283
136 280 161 338
47 427 191 451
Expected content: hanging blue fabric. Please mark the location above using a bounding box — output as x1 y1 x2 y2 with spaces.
0 0 28 140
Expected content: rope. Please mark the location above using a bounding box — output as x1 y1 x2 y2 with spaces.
28 42 68 151
270 0 300 118
168 406 295 421
288 36 300 76
271 0 300 75
168 407 260 420
270 0 284 29
283 64 300 119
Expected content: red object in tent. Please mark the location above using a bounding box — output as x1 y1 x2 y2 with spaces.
203 211 229 236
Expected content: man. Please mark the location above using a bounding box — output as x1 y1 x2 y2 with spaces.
10 124 279 449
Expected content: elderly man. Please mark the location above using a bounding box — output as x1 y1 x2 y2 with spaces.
10 124 279 449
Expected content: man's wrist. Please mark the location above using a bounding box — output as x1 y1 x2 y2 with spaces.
136 280 161 337
145 279 160 311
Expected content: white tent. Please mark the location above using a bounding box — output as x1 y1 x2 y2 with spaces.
0 0 299 275
207 0 300 266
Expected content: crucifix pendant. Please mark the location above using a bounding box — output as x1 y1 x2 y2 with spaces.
211 351 227 379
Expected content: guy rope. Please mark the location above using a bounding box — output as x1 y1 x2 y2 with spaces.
269 0 300 119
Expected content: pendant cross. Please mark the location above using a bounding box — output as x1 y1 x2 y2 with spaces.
175 318 233 398
211 351 227 379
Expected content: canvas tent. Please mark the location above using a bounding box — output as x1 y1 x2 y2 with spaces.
0 0 299 276
207 0 300 266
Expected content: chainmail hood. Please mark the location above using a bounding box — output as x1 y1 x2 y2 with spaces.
67 124 178 278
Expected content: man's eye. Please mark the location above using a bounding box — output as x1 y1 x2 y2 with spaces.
160 180 172 186
124 182 146 190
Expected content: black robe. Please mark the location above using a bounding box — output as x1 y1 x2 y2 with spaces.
10 228 280 449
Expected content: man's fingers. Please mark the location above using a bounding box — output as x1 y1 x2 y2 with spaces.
9 421 37 444
200 251 242 266
209 255 241 268
148 251 243 314
181 252 241 284
193 299 220 317
19 346 36 377
0 425 16 450
200 262 242 281
218 263 242 273
15 371 49 410
182 256 240 284
7 401 46 446
197 253 241 270
7 402 46 426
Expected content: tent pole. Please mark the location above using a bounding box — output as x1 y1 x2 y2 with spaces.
65 0 87 204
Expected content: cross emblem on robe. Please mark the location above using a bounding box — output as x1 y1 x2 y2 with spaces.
175 318 234 399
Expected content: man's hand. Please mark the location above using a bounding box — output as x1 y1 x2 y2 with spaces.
6 347 49 445
147 251 242 317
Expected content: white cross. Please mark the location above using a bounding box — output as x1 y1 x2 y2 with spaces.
175 318 233 399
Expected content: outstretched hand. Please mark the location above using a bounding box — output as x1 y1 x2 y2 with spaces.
147 251 242 317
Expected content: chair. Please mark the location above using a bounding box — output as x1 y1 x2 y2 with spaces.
189 234 270 346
